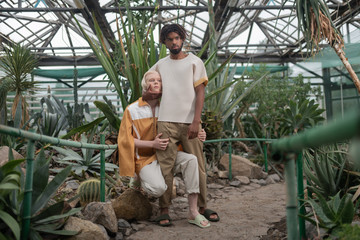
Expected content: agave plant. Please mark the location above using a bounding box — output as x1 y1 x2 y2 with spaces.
0 158 24 240
1 148 80 239
285 0 360 92
278 99 325 135
303 143 360 200
51 133 117 176
302 190 355 232
0 43 38 127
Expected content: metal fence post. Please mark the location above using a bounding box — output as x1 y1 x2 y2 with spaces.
21 134 35 240
297 152 306 239
263 143 268 172
100 134 105 202
228 140 232 180
285 154 299 240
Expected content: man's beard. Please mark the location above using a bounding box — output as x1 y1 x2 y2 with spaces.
169 43 183 54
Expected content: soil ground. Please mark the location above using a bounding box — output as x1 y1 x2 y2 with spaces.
127 182 287 240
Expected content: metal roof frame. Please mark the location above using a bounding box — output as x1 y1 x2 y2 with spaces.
0 0 359 66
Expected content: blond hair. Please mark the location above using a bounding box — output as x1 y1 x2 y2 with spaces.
141 70 160 93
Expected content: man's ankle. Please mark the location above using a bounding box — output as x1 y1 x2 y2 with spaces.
160 207 169 215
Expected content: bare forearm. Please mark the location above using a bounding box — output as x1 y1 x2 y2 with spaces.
134 138 154 149
193 84 205 124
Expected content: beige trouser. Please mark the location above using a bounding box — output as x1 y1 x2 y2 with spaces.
156 122 207 208
139 152 200 198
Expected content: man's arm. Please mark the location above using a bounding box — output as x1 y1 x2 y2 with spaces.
188 83 205 139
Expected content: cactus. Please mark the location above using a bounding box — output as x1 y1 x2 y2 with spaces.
77 178 103 205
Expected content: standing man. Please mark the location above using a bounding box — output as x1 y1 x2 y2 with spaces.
148 24 220 223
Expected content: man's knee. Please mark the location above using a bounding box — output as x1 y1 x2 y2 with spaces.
142 182 167 198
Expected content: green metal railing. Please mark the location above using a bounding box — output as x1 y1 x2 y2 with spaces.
4 110 360 240
0 124 117 240
204 138 273 180
271 110 360 240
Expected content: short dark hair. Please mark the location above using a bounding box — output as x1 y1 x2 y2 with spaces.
160 24 187 44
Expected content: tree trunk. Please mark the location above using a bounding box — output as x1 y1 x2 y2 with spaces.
333 43 360 93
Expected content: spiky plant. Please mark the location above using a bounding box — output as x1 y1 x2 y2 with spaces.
0 43 38 127
287 0 360 92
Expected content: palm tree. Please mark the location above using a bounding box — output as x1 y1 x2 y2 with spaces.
290 0 360 92
0 43 38 127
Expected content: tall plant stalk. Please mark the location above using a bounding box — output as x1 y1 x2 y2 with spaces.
288 0 360 92
0 44 38 127
75 1 165 112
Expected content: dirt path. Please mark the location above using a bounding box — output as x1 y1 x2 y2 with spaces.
127 182 286 240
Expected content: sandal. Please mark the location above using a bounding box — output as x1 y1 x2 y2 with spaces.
188 214 210 228
203 209 220 222
154 214 172 227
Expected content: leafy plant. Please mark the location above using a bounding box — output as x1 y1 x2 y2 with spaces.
2 148 81 239
0 43 38 127
303 143 360 199
238 69 321 139
302 190 355 232
94 97 121 131
51 134 117 176
0 158 24 240
75 1 165 113
278 99 325 135
330 223 360 240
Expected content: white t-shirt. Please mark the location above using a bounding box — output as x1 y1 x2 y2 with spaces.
149 53 208 123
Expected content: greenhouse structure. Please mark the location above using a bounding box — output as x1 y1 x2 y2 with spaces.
1 0 360 239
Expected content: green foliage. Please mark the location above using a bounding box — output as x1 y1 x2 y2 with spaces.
0 43 38 128
77 178 106 205
0 159 24 240
330 223 360 240
238 68 322 139
302 191 355 231
32 95 70 137
0 43 38 95
278 99 325 135
52 134 118 176
1 148 80 239
0 77 11 127
303 144 360 199
94 99 121 131
75 0 165 115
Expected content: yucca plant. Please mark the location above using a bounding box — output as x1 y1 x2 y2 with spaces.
285 0 360 92
0 43 38 127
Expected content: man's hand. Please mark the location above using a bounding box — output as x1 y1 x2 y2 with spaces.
153 133 169 150
188 121 200 139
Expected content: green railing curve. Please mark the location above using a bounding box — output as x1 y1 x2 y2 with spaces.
203 138 274 179
271 110 360 240
0 124 117 240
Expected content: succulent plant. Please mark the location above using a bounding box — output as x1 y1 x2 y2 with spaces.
77 178 108 205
